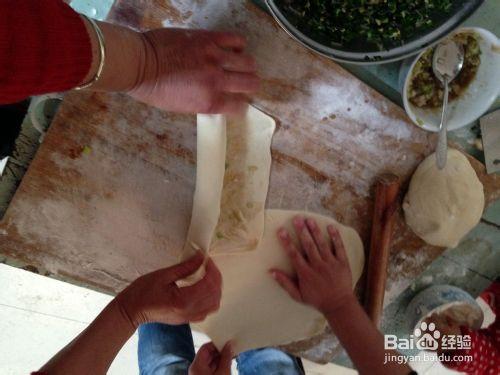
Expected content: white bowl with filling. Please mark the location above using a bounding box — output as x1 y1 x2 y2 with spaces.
401 27 500 132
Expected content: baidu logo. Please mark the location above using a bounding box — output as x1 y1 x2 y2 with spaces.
414 322 440 351
385 322 447 351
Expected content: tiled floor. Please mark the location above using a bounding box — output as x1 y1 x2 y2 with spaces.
0 263 494 374
0 263 137 375
0 264 346 374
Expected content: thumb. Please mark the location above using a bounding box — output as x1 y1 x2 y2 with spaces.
189 342 218 374
197 342 218 363
164 252 205 283
216 341 234 374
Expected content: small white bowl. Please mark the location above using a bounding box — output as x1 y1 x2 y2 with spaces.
406 285 484 334
401 27 500 132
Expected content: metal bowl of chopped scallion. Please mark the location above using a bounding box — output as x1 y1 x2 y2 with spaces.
266 0 484 64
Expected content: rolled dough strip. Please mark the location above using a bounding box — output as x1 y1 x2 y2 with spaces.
184 106 275 257
210 106 275 254
194 209 365 355
183 114 227 258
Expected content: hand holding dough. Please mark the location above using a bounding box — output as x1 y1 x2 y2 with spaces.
403 149 484 248
193 210 364 354
184 106 365 354
271 216 357 316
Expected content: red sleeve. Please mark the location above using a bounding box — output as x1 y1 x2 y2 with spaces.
0 0 92 103
480 280 500 315
442 327 500 374
442 282 500 373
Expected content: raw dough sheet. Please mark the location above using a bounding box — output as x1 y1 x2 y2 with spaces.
184 114 227 256
183 106 365 354
184 106 275 257
194 209 365 354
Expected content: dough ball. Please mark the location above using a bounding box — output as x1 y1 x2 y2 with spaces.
403 149 484 248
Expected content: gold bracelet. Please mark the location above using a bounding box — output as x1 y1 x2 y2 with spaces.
74 15 106 90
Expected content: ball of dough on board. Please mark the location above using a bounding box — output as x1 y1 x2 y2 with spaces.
403 149 484 248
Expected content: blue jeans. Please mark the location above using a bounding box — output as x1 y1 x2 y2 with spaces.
138 323 304 375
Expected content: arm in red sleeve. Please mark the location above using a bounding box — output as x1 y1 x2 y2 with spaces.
442 282 500 374
0 0 92 103
442 327 500 374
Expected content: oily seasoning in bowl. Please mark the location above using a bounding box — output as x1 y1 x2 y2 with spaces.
402 27 500 132
408 33 481 109
267 0 484 64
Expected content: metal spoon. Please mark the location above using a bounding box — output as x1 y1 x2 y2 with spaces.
432 40 464 169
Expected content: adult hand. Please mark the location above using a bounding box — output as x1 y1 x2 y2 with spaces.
130 28 260 114
116 252 222 328
189 342 233 375
270 216 354 316
271 217 413 375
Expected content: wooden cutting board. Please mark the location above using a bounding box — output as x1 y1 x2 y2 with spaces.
1 0 499 363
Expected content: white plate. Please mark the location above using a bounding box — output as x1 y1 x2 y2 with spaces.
401 27 500 132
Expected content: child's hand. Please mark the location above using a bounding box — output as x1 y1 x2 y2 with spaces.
270 216 355 316
189 342 233 375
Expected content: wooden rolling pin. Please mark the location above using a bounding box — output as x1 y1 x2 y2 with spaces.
364 173 401 327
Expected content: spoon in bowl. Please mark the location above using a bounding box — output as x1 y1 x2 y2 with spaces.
432 40 464 169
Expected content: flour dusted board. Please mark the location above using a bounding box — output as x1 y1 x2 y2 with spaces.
106 0 500 308
1 0 499 363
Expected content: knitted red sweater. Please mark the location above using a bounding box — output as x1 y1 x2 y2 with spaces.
0 0 91 103
442 282 500 374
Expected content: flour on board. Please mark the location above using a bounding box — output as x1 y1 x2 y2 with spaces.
7 138 192 290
